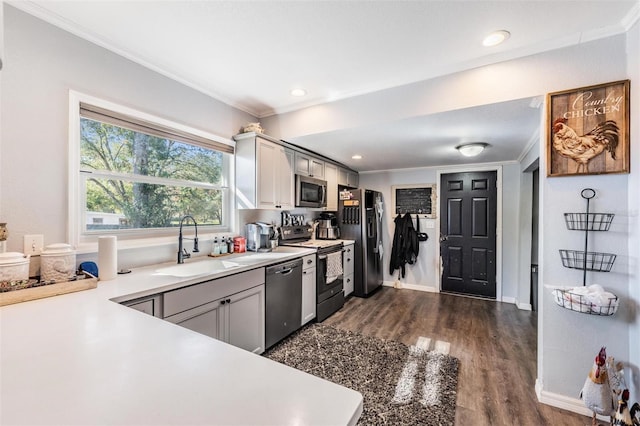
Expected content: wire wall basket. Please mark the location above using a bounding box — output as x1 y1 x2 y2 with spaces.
559 249 617 272
564 213 615 231
551 288 619 316
551 189 619 316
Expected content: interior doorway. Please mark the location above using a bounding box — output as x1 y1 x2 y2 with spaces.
439 170 497 298
530 168 540 311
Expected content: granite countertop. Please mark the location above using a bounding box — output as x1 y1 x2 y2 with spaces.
0 247 363 425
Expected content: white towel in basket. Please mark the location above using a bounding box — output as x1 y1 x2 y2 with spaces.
326 251 343 284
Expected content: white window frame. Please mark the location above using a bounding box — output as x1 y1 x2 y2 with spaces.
68 90 236 252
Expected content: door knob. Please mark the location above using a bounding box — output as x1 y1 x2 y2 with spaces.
440 234 448 242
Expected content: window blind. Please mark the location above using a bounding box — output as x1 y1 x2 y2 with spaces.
79 102 234 154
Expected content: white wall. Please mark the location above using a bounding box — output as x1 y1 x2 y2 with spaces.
626 18 640 403
0 5 256 267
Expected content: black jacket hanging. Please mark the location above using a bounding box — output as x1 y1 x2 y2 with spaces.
389 213 420 278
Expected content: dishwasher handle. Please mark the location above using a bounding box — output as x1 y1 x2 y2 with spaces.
266 259 303 275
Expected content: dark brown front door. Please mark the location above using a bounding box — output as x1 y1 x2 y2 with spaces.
440 171 497 298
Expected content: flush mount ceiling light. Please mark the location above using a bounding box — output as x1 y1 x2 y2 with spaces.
352 154 362 160
456 142 488 157
290 88 307 97
482 30 510 47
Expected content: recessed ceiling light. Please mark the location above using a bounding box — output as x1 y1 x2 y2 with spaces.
456 143 488 157
352 155 362 160
290 88 307 97
482 30 510 47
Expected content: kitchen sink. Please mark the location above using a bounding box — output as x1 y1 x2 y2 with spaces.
154 259 242 277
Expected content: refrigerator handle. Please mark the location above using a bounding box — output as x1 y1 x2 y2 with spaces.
375 205 382 246
369 209 378 253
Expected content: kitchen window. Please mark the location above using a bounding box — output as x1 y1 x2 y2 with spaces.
69 91 234 247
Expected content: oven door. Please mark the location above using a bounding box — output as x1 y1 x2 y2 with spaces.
316 246 344 302
296 175 327 208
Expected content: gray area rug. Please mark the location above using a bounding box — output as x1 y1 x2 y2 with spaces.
264 324 459 425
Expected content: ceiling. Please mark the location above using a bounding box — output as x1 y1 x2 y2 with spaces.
12 1 639 171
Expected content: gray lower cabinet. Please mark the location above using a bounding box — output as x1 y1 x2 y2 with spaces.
227 285 265 353
301 254 316 326
343 243 355 297
163 268 266 354
122 295 162 318
168 298 224 341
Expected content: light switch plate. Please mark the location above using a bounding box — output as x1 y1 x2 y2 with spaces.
24 234 44 255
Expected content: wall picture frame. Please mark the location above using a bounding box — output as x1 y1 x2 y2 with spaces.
391 183 437 218
547 80 630 177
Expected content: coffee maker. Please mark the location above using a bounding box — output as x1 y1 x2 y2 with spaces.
246 223 277 252
316 212 340 240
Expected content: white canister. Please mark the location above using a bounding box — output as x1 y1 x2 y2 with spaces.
41 244 76 282
0 252 31 282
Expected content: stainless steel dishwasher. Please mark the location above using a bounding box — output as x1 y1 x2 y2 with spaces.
265 258 303 349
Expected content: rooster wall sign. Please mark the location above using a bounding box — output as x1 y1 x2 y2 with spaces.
547 80 630 177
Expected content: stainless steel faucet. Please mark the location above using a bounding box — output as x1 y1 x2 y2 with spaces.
178 215 199 264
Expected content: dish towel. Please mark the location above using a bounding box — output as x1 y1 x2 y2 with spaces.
326 251 343 284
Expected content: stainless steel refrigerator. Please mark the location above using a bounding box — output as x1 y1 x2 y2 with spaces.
337 187 384 297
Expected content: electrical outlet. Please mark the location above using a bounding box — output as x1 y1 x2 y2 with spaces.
24 234 44 255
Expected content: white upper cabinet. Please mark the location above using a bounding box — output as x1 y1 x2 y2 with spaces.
234 132 357 209
234 132 294 209
338 168 359 188
324 163 338 211
295 152 325 179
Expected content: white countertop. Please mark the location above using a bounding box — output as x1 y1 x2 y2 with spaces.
0 248 363 425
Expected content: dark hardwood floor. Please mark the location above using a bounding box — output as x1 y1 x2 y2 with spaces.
324 287 590 425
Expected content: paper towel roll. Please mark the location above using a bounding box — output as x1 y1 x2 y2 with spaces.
98 236 117 281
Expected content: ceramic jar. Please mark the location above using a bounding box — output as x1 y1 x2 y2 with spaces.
41 244 76 282
0 252 30 282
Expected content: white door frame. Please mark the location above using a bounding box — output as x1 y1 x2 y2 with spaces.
435 164 503 301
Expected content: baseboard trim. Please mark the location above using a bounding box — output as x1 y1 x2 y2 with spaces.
380 283 531 311
382 281 438 293
517 301 533 311
535 379 606 421
502 296 516 304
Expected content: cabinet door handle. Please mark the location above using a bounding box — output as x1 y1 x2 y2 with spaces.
221 300 226 305
226 299 231 304
307 259 313 264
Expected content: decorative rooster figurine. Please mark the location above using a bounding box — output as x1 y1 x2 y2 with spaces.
580 347 616 425
613 389 640 426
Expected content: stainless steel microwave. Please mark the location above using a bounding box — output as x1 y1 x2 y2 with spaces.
295 174 327 208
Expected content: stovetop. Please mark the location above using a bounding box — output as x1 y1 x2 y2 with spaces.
279 224 343 250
